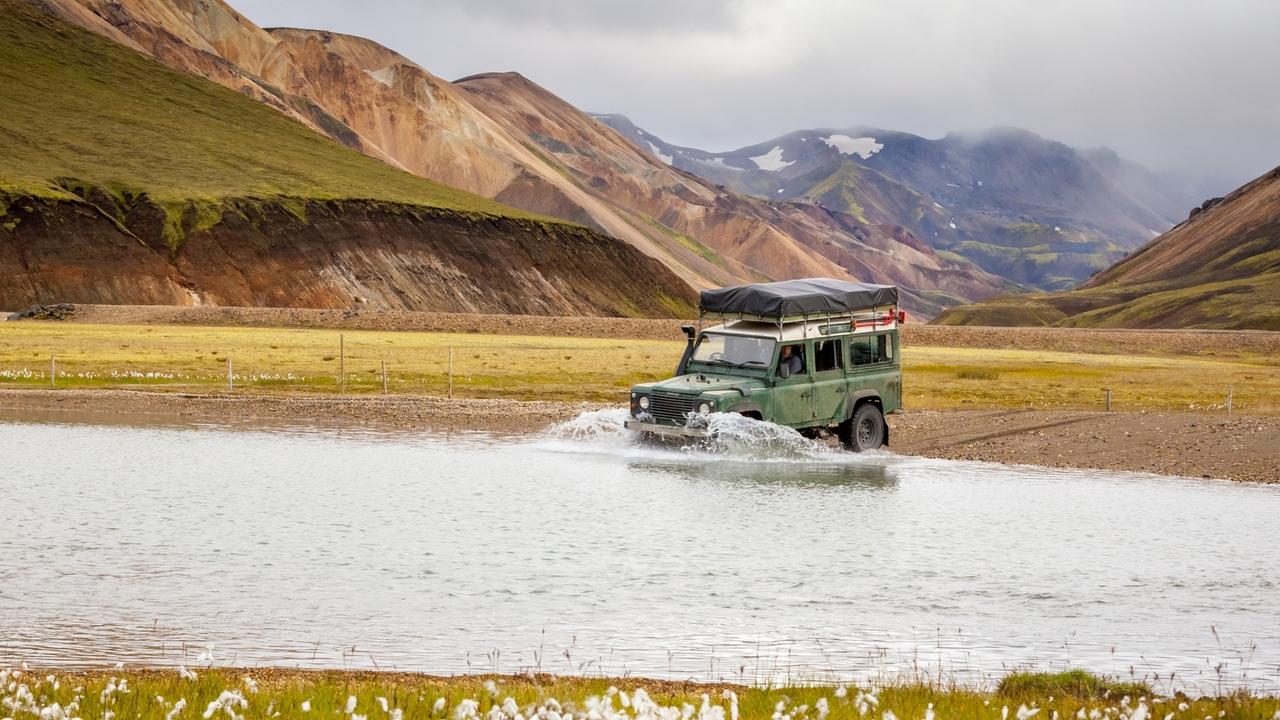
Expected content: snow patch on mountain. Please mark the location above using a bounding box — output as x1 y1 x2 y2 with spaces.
365 67 396 87
821 135 884 159
749 146 794 171
646 141 673 165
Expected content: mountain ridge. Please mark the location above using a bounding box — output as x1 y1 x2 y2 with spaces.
600 115 1198 292
930 165 1280 330
27 0 1014 317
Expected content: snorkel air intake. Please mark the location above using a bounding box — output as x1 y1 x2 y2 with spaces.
675 324 696 375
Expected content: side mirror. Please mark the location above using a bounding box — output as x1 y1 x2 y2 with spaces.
778 365 791 380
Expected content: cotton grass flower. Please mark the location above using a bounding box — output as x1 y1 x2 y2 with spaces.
376 697 388 713
166 698 187 720
301 700 311 713
345 695 357 714
178 666 198 681
432 697 446 714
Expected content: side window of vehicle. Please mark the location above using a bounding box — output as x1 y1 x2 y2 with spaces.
814 339 843 373
777 343 806 375
851 334 891 366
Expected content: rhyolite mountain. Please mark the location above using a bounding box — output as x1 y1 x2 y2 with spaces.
28 0 1013 317
600 116 1198 292
0 0 695 316
931 165 1280 330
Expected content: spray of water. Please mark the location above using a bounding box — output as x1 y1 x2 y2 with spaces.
534 409 876 465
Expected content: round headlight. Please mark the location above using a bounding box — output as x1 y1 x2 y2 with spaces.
638 396 650 410
697 401 712 415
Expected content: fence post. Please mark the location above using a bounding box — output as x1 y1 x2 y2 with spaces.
447 345 453 400
1105 388 1112 411
381 360 387 394
1227 385 1233 416
50 354 56 388
226 357 233 393
339 334 346 395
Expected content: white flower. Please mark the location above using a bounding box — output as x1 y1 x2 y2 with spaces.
202 690 247 720
377 697 389 713
166 698 187 720
1017 706 1041 720
241 678 257 695
301 700 311 713
432 698 446 714
1129 704 1148 720
924 703 934 720
883 712 898 720
346 696 357 714
178 667 197 681
816 697 830 719
454 698 479 719
483 680 498 697
835 687 848 699
390 710 403 720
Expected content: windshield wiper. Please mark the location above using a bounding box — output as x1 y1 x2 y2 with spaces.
698 358 767 369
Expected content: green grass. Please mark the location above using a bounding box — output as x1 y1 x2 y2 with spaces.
4 322 1280 414
0 0 546 222
934 271 1280 331
997 670 1151 700
4 669 1276 720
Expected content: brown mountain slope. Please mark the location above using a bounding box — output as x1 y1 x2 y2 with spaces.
33 0 1010 316
0 0 694 317
932 166 1280 330
454 71 1008 314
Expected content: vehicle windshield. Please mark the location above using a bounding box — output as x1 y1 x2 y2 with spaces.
689 333 776 369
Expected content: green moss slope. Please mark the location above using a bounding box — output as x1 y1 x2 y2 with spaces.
0 0 546 221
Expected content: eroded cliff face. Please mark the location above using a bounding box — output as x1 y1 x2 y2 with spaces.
0 195 695 316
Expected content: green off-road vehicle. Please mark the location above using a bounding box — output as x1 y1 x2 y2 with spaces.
625 278 903 451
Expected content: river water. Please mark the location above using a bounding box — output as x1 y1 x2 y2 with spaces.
1 409 1277 693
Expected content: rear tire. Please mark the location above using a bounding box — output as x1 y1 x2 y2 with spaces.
839 403 885 452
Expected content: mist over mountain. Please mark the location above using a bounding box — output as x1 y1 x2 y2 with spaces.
601 116 1198 291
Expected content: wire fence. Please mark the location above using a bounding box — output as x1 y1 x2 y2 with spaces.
0 333 683 401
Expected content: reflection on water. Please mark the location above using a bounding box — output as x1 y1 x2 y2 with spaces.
1 408 1278 693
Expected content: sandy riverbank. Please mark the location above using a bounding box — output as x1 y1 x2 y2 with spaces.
3 388 1275 483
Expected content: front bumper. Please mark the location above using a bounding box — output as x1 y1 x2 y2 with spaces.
623 419 709 438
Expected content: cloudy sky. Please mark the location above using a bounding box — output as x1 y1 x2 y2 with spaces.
236 0 1280 193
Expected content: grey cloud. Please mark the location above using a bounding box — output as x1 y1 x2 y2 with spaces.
237 0 1280 193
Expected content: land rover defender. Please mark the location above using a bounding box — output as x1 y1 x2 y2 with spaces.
624 278 903 451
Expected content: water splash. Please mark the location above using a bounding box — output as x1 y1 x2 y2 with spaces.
535 409 868 464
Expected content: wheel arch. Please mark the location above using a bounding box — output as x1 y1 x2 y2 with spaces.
846 390 888 446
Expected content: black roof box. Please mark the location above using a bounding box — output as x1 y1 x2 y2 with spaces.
699 278 898 319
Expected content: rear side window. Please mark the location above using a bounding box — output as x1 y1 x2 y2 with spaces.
850 333 893 365
814 339 843 372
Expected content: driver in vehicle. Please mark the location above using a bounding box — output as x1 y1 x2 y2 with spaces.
779 344 803 376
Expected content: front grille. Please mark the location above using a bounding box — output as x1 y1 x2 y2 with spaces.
649 392 698 425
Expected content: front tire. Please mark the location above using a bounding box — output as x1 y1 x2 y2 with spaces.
839 403 885 452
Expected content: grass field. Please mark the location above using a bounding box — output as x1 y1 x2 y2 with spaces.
0 0 542 219
3 668 1276 720
3 321 1279 414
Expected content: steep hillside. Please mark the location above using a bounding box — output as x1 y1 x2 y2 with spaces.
601 118 1196 291
32 0 1013 317
455 72 1008 315
931 166 1280 330
0 0 694 316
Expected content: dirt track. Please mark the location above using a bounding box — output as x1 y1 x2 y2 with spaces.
2 389 1276 483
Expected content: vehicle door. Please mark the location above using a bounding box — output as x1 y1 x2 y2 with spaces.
770 341 814 426
810 336 847 423
847 332 896 403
